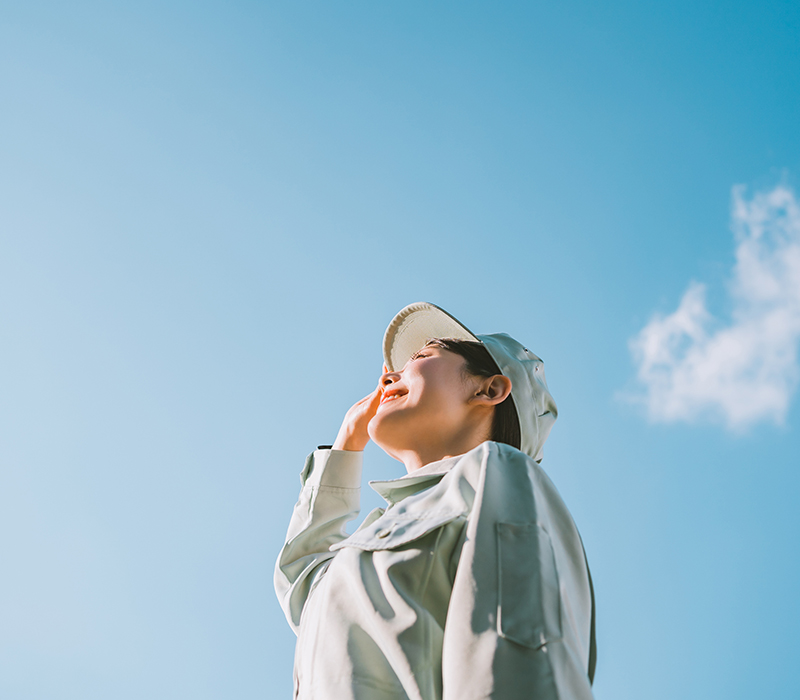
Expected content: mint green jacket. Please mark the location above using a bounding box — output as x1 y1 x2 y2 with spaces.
275 441 595 700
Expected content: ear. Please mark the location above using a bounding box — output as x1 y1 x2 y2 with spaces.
471 374 512 407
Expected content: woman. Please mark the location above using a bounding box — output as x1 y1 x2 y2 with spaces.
275 302 596 700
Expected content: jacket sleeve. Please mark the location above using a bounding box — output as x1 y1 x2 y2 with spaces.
441 444 594 700
274 448 363 634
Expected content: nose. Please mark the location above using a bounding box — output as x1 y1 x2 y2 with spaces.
381 370 401 387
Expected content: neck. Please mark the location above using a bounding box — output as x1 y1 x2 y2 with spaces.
396 425 491 473
372 406 496 474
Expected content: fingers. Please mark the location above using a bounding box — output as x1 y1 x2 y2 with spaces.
351 383 381 416
365 383 382 413
332 367 386 451
373 365 388 395
362 383 382 405
350 365 389 413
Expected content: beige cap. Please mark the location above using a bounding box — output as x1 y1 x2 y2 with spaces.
382 302 558 463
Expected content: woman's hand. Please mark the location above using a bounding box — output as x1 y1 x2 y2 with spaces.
332 371 385 452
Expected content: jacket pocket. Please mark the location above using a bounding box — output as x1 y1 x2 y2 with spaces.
496 522 562 650
330 510 463 552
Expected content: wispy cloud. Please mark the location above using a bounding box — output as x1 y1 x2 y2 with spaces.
629 184 800 430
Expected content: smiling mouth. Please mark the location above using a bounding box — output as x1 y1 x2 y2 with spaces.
379 391 406 406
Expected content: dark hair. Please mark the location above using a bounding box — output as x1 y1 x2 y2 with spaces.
425 338 521 450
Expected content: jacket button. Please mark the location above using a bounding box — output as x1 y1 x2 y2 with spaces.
376 528 391 538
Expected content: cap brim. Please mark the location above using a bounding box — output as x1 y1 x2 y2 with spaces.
383 302 479 371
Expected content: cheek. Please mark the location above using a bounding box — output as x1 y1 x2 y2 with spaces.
422 379 469 414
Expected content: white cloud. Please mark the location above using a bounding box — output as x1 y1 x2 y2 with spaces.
629 184 800 429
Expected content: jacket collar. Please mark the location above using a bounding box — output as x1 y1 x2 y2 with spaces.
368 454 461 506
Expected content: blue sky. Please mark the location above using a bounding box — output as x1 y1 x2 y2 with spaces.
1 2 799 698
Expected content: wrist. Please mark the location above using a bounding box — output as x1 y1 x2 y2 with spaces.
333 429 368 452
332 440 367 452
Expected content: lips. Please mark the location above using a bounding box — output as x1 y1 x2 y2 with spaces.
379 388 407 406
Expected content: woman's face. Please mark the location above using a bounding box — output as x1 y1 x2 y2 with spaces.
368 343 483 458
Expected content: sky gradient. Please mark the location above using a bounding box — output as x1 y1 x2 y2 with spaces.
2 2 799 699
